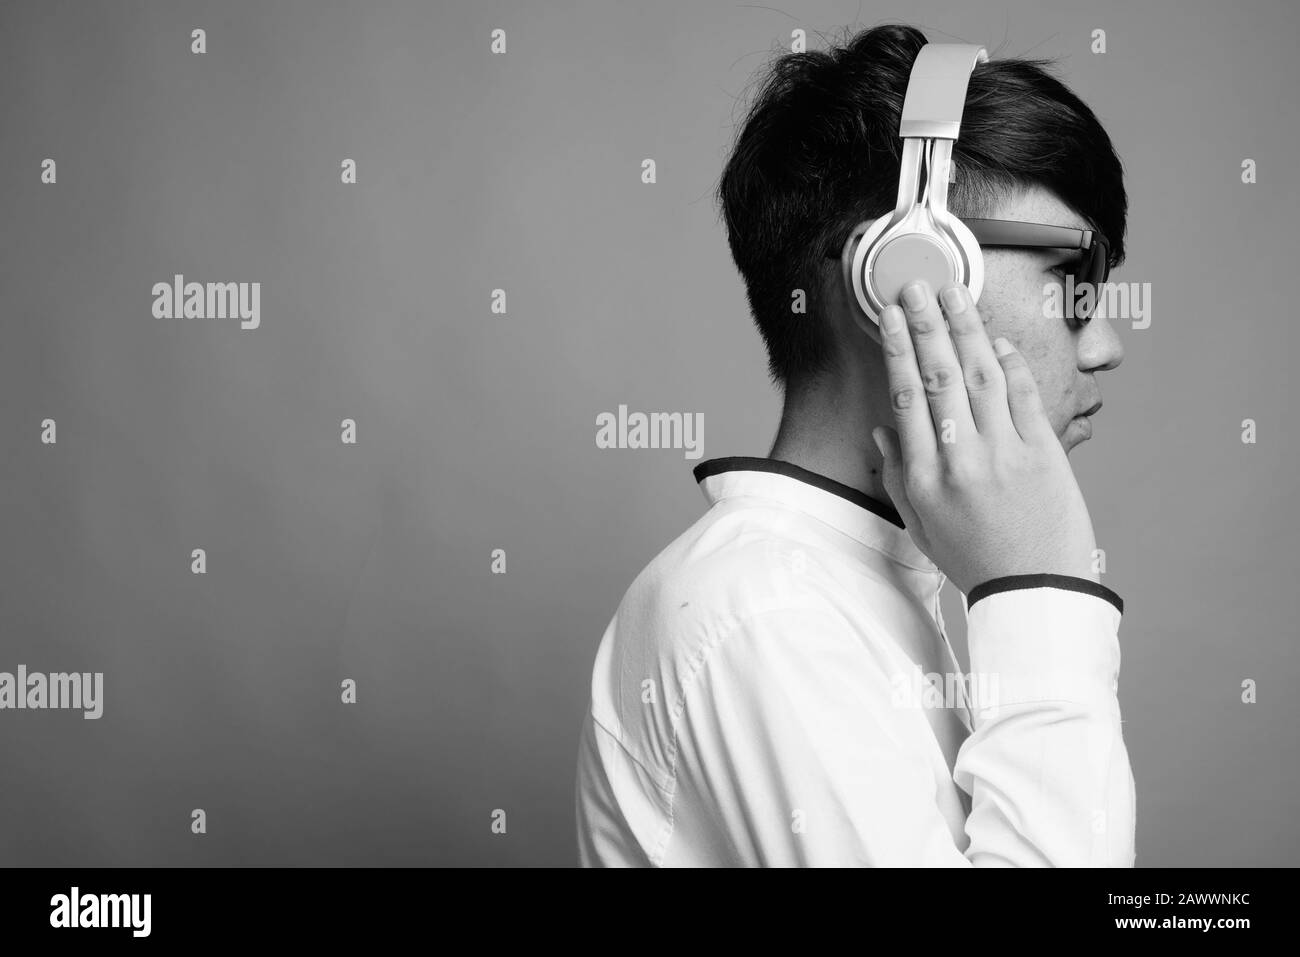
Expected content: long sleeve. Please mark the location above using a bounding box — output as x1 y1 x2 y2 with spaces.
956 575 1136 866
666 587 1134 866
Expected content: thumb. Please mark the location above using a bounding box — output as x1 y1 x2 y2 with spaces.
870 426 890 462
871 425 899 473
871 426 924 536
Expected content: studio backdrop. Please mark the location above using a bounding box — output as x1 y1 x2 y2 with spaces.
1 0 1296 866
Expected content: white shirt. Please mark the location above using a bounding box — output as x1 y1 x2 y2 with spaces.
574 456 1135 866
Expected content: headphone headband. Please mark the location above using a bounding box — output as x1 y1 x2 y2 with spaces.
847 41 989 326
899 43 988 140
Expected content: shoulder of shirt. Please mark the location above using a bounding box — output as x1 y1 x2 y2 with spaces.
584 497 913 808
609 498 890 670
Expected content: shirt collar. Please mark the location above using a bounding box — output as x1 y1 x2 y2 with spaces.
692 456 940 574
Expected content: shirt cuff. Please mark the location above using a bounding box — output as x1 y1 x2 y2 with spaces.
967 573 1123 615
963 580 1124 720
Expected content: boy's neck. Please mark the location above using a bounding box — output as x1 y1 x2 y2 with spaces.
767 376 892 510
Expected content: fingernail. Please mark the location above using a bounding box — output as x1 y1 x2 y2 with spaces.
902 281 927 311
871 429 884 456
993 337 1014 356
881 305 904 332
940 286 965 314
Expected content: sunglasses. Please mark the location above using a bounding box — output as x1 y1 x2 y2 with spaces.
825 219 1112 320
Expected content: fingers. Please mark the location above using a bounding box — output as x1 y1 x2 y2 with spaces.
936 283 1012 437
877 277 1052 470
992 338 1057 445
897 280 977 449
878 300 937 466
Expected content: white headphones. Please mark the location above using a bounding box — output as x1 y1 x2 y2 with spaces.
846 43 989 325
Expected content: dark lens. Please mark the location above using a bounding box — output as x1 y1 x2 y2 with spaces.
1066 256 1092 322
1091 236 1111 285
1071 281 1094 323
1072 239 1110 322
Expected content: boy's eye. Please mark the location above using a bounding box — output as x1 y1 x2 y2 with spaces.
1049 256 1082 280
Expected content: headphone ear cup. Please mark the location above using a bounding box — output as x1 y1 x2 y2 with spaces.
862 211 962 318
848 210 984 326
944 214 985 304
848 214 894 327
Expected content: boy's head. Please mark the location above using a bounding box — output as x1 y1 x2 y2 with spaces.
717 23 1127 451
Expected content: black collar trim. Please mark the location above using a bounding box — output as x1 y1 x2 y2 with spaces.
692 456 905 530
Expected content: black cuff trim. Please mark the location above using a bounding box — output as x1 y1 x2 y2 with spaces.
967 574 1124 615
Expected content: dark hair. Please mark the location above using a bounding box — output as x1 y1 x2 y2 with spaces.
716 23 1128 387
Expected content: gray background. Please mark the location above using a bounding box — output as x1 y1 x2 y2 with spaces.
1 0 1296 867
